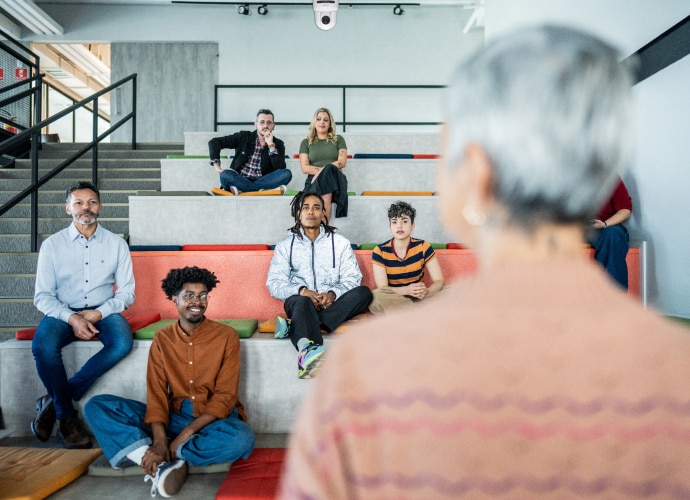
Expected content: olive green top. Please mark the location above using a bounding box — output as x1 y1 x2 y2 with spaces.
299 136 347 167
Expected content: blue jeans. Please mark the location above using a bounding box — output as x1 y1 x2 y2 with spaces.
84 395 255 468
32 313 133 419
220 169 292 192
591 225 629 290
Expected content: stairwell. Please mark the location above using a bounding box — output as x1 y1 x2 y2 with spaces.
0 142 183 341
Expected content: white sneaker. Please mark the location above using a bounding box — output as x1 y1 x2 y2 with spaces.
144 459 188 497
279 185 287 194
228 186 240 196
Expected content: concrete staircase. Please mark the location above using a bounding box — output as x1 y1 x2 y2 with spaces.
0 142 183 341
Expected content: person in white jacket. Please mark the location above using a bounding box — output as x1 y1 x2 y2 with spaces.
267 192 372 378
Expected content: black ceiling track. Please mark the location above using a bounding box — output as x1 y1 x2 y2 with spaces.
627 14 690 84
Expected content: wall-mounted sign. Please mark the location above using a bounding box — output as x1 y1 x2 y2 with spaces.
15 68 28 80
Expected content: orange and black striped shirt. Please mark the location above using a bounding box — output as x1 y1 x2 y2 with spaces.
371 238 436 287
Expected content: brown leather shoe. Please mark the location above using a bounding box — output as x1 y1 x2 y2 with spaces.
58 411 92 449
30 395 55 442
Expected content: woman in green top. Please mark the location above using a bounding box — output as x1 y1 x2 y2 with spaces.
299 108 349 221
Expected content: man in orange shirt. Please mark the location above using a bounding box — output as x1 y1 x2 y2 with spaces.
85 266 255 498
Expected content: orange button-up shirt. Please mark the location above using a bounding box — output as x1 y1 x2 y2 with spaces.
144 318 246 426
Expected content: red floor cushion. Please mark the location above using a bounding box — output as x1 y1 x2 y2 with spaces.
216 448 285 500
15 312 161 341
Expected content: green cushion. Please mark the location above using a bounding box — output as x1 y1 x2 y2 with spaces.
358 243 378 250
666 316 690 329
134 319 257 339
430 243 447 249
216 319 258 338
134 319 175 339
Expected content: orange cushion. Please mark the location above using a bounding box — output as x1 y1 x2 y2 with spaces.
361 191 434 196
239 189 283 196
258 314 287 333
182 244 271 251
413 154 440 159
211 187 234 196
15 312 161 341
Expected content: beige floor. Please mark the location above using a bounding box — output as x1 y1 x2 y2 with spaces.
1 433 288 500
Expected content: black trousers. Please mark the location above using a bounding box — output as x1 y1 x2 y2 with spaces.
284 285 372 350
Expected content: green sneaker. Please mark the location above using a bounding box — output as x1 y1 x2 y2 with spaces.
274 317 290 339
297 341 325 379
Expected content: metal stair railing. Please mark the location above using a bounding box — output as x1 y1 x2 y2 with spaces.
0 73 138 252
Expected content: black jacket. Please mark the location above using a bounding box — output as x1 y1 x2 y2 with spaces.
208 130 287 176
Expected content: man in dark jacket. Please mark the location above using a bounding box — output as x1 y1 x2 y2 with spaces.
208 109 292 194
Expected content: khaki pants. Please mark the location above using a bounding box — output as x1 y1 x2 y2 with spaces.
369 288 416 314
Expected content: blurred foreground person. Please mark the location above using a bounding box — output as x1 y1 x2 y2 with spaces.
280 25 690 498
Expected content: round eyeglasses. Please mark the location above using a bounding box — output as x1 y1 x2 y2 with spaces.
181 292 209 303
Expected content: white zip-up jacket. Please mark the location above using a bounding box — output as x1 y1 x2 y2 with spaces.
266 226 362 301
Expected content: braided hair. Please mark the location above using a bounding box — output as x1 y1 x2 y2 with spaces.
289 191 336 239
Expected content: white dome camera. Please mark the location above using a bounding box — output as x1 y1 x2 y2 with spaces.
313 0 339 31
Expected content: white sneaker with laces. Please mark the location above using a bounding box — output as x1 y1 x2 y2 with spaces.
144 459 188 497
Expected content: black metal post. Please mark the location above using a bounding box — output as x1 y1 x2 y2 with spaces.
132 76 137 150
92 99 99 186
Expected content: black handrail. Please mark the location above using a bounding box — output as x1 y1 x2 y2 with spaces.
213 84 444 132
0 73 138 252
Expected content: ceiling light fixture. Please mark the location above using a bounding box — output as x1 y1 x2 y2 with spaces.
393 4 404 15
257 4 269 15
237 4 251 15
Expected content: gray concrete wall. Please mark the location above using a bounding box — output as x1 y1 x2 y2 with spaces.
0 335 322 436
161 158 438 194
110 42 218 143
185 132 442 157
128 195 453 246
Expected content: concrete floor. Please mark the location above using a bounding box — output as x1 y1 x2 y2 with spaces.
1 433 288 499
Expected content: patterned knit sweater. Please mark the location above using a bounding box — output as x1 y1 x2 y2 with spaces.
280 256 690 499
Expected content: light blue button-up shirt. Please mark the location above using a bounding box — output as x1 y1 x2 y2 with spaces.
34 222 135 324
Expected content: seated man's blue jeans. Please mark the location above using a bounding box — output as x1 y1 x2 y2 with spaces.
32 312 133 420
85 396 255 468
220 168 292 193
590 224 629 290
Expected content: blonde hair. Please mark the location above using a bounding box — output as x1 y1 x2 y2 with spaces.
307 107 338 145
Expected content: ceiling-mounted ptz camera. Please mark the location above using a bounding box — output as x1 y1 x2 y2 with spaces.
313 0 339 31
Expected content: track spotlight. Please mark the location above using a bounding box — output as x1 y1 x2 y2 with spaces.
257 4 269 15
393 4 404 15
237 4 251 15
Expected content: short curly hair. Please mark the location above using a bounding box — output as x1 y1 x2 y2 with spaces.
387 201 416 223
161 266 220 300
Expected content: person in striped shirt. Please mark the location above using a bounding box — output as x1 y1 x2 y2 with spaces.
369 201 444 313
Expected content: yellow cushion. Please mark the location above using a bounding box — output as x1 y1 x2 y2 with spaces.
0 447 102 500
259 314 287 333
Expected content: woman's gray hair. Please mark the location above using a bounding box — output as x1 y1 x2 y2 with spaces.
444 25 637 226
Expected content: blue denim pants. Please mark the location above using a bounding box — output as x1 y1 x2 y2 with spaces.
31 312 133 420
84 395 256 468
220 168 292 193
591 225 629 290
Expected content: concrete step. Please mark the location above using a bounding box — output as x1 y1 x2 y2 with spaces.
1 167 161 180
1 178 160 191
0 231 127 253
2 203 129 218
13 158 164 170
0 190 136 204
0 298 42 326
41 142 183 152
0 274 34 297
37 150 181 160
0 218 128 234
0 253 38 274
